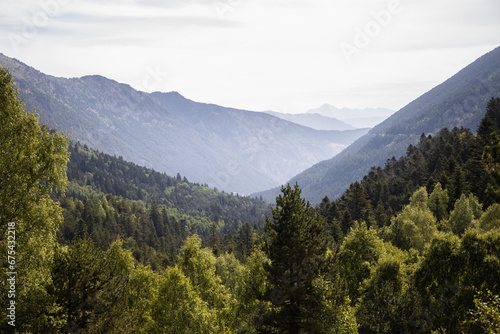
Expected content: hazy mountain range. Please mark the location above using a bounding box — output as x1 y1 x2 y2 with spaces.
0 54 368 195
307 105 396 128
265 106 395 130
264 110 358 131
256 46 500 204
1 45 498 202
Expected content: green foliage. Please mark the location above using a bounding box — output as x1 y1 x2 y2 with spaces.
410 229 500 333
0 67 69 332
448 194 479 235
410 232 463 332
428 182 449 222
58 141 270 269
120 264 160 333
66 141 269 233
263 183 353 333
58 193 195 269
339 223 386 304
326 101 500 332
215 252 245 295
384 187 438 251
483 133 500 202
320 122 498 238
479 203 500 231
235 248 272 333
3 59 500 333
339 223 419 333
339 181 373 229
47 236 135 333
480 97 500 202
150 266 221 334
179 235 232 312
355 258 409 333
469 290 500 334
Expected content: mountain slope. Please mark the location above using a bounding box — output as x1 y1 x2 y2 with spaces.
264 110 357 131
65 141 270 230
0 54 368 194
257 46 500 204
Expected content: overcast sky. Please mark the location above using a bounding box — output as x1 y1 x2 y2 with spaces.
1 0 499 114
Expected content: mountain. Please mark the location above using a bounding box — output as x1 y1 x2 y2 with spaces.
307 105 395 128
60 140 272 267
0 54 369 195
256 46 500 204
264 110 358 131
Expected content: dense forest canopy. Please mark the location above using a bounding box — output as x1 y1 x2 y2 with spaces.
60 141 270 268
1 65 500 333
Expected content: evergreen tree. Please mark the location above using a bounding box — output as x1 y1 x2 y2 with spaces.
262 183 352 333
480 97 500 203
236 222 255 259
48 236 134 332
342 181 373 225
483 130 500 203
149 202 162 237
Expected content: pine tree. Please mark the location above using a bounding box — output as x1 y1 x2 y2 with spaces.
480 98 500 203
262 183 350 333
149 202 162 237
343 181 373 224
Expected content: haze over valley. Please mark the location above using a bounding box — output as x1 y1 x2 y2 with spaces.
1 1 500 333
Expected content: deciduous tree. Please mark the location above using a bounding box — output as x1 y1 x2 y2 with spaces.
0 67 69 331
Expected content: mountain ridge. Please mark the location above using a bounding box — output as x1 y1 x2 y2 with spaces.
0 53 369 195
264 110 358 131
255 46 500 204
307 104 395 128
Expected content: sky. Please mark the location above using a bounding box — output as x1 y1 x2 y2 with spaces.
1 0 499 114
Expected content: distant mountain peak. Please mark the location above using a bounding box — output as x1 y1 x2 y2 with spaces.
256 46 500 204
307 105 395 128
264 110 357 131
0 54 369 195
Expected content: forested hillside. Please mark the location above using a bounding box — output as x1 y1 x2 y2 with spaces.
1 67 499 333
0 53 368 194
58 141 270 268
319 98 500 239
259 46 500 204
314 97 500 333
